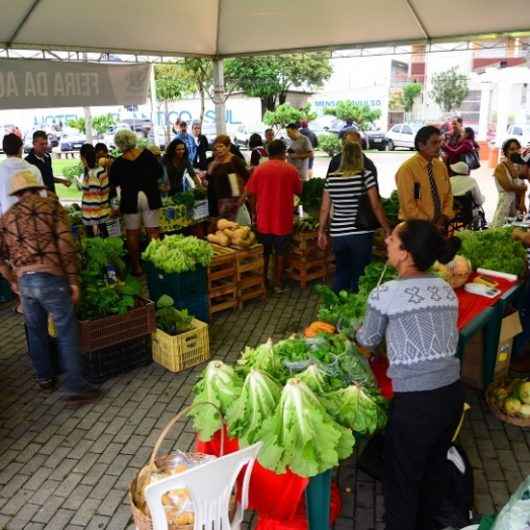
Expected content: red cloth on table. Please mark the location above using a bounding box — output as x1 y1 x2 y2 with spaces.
255 481 342 530
369 273 518 399
455 273 517 330
195 428 309 521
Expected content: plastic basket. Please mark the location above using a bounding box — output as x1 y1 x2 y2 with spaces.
192 200 209 221
486 379 530 428
78 297 156 353
152 319 210 373
144 262 208 302
0 276 14 303
82 335 152 384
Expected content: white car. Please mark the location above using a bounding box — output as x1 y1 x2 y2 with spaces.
385 122 423 150
504 124 530 148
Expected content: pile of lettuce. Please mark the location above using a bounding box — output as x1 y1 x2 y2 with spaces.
78 237 141 320
142 235 213 274
190 332 387 477
456 227 527 276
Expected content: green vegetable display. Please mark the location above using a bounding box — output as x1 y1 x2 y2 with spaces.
294 216 320 232
162 188 207 209
190 361 243 441
226 369 282 446
300 178 326 216
156 295 193 335
297 364 332 394
316 262 397 334
324 384 387 435
78 237 141 320
456 227 527 276
142 235 213 273
381 190 399 226
258 378 355 477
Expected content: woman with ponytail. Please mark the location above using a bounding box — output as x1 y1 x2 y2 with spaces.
356 220 464 530
80 143 111 237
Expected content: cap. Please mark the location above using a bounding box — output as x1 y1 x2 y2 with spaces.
449 161 470 175
9 170 46 196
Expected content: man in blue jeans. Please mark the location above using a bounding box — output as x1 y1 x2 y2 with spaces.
0 170 99 406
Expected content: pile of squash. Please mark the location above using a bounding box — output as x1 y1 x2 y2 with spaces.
207 219 257 248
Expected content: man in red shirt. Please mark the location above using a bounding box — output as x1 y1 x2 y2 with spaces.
244 140 302 292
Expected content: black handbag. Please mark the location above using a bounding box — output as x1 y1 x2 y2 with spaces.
462 150 480 170
355 172 380 231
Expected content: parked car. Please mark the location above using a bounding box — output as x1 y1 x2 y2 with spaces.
503 124 530 148
364 126 387 151
385 122 423 150
59 128 86 152
309 116 369 149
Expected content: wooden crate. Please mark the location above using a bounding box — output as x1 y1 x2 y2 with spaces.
235 244 265 282
208 244 238 315
237 273 266 307
292 230 319 256
288 253 328 288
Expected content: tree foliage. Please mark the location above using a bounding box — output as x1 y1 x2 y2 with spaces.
92 114 117 136
429 67 469 113
67 117 86 133
154 63 193 102
318 133 341 157
324 101 381 130
401 83 422 113
225 52 332 115
263 104 316 131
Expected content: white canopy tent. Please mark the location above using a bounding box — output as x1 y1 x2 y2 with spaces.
1 0 530 134
2 0 530 58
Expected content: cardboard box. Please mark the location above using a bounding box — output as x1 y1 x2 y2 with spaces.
461 311 522 389
495 312 523 379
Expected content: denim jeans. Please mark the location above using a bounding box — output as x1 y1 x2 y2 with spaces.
331 232 374 293
20 273 89 395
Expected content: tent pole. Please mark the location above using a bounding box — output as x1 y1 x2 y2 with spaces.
82 52 94 144
149 64 160 147
213 59 226 135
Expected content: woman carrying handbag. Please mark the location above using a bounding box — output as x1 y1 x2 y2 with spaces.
318 141 391 292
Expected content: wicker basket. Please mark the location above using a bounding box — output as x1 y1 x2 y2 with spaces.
129 403 227 530
78 297 156 353
152 319 210 373
486 380 530 428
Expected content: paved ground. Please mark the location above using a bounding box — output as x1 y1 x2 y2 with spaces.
1 283 529 530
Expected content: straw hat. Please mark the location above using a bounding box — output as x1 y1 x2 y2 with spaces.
449 161 469 176
9 170 46 196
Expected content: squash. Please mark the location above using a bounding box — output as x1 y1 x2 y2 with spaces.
217 219 239 231
207 231 230 247
232 227 251 240
304 321 336 337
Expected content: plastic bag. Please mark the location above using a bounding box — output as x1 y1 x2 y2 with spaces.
492 475 530 530
143 451 216 525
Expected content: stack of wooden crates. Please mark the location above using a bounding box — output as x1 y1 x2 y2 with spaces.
207 243 266 316
287 230 334 288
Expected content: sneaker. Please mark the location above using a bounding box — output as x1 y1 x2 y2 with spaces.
63 389 101 408
37 378 57 392
273 285 287 294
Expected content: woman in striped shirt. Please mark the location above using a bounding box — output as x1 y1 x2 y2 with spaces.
80 143 111 237
318 141 390 292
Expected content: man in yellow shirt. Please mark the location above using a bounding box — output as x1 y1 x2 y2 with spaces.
396 126 454 230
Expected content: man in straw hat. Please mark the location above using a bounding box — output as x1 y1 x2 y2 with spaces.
0 170 99 406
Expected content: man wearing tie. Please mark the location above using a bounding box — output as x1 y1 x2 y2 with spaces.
396 126 454 232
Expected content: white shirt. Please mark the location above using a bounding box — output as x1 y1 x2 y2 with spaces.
0 157 45 215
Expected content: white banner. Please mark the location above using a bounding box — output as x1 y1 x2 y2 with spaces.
0 59 150 110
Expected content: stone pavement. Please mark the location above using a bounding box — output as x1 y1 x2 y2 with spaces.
0 287 529 530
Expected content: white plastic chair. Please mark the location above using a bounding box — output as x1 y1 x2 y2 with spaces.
145 442 262 530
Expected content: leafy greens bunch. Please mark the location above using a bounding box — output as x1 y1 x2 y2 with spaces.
142 235 213 274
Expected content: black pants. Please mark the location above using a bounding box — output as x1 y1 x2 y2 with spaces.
384 380 465 530
84 223 109 238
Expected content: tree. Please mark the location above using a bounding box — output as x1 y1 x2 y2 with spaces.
401 82 422 115
92 114 117 136
182 58 213 123
154 63 194 141
67 117 85 133
318 133 341 157
262 103 316 131
225 52 332 116
324 101 381 130
429 67 469 113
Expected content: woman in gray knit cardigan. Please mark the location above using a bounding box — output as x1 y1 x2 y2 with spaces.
357 220 464 530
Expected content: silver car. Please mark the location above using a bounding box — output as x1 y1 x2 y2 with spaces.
385 122 423 150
